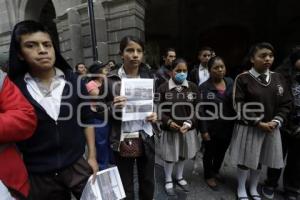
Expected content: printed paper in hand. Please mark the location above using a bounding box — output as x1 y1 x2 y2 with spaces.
120 78 154 121
0 181 14 200
80 166 126 200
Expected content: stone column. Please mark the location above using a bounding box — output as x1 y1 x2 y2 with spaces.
67 8 83 66
94 0 109 62
102 0 146 63
0 0 15 52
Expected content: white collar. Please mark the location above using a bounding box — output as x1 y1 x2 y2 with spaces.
118 65 140 78
199 64 207 70
249 68 269 78
168 78 189 90
24 67 65 82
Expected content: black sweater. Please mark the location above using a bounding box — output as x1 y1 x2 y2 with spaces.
157 80 202 131
233 71 292 126
14 70 94 173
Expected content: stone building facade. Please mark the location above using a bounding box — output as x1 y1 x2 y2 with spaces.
0 0 146 67
0 0 300 70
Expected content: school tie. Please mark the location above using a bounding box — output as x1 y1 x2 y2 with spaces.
258 74 267 84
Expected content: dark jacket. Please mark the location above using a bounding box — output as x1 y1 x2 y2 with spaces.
189 66 200 85
189 65 209 86
276 64 300 138
157 80 202 131
199 77 235 139
99 66 155 151
14 70 94 173
155 65 171 88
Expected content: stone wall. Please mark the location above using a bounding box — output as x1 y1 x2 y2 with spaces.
0 0 16 52
0 0 147 68
102 0 146 63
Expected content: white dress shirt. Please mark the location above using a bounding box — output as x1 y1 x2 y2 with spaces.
24 68 66 121
118 66 153 137
198 64 210 86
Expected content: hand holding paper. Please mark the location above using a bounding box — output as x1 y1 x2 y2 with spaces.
80 167 126 200
113 96 127 109
146 112 157 123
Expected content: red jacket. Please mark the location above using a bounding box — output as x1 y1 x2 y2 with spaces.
0 75 37 197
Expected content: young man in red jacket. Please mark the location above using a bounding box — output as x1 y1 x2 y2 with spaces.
0 70 37 199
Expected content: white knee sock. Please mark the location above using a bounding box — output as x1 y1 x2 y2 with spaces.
176 161 185 179
237 168 248 197
164 162 174 188
249 169 261 198
176 160 187 185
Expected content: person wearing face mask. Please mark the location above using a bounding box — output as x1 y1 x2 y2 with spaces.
262 47 300 200
157 58 201 197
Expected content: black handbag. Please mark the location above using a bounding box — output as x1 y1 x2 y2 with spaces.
119 137 143 158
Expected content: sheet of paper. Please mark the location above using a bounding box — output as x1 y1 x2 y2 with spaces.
0 181 14 200
80 166 126 200
120 78 154 121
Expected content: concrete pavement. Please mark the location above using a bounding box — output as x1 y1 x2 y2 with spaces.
154 153 286 200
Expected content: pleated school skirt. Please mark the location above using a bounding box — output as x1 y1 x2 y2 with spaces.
227 123 284 169
160 129 200 162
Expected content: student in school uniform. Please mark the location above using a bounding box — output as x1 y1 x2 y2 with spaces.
228 42 292 200
157 58 201 197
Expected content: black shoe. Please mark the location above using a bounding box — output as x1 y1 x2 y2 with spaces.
261 186 274 200
249 194 262 200
175 178 190 192
164 181 176 196
285 195 297 200
284 192 298 200
237 197 250 200
236 193 250 200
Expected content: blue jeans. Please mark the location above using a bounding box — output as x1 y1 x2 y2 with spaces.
93 119 114 170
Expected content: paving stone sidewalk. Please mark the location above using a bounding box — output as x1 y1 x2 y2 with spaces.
154 153 286 200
